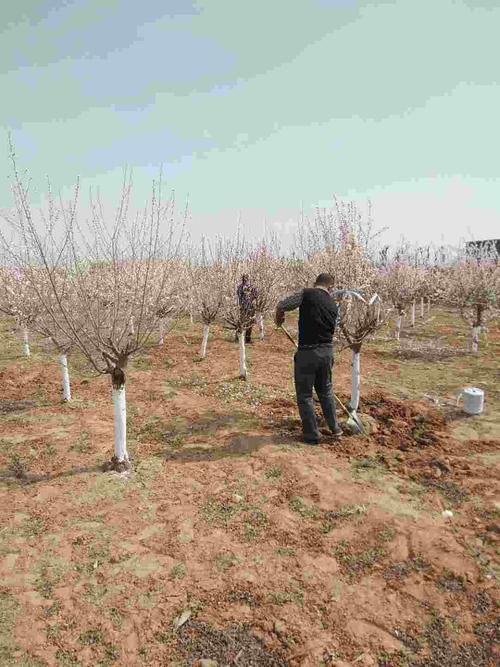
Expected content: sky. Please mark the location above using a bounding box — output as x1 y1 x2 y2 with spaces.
1 0 499 249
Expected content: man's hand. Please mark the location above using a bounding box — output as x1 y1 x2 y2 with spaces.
275 307 285 327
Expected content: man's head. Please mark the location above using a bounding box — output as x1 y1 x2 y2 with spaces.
241 274 249 285
314 273 335 290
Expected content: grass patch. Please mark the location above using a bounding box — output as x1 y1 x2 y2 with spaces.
276 547 296 557
33 554 69 598
242 507 269 541
321 504 367 533
169 563 187 581
288 496 320 520
264 466 282 479
334 540 386 577
70 432 90 453
214 553 241 573
201 497 240 526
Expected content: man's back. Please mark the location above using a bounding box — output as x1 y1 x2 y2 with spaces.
298 288 338 348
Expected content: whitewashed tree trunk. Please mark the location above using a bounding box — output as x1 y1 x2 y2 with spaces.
411 300 416 327
238 332 247 380
258 314 265 340
189 309 194 325
350 349 361 411
471 326 480 354
376 302 381 325
159 319 165 346
420 297 424 318
112 384 129 463
22 327 30 357
130 316 135 335
395 315 402 341
59 354 71 402
200 324 210 358
427 298 431 315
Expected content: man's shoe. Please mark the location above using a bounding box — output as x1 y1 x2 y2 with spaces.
331 427 343 437
302 437 320 445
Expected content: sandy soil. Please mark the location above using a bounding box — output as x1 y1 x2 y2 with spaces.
0 311 499 667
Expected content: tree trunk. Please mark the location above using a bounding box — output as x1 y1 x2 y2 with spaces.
189 309 194 325
395 315 402 341
22 326 31 357
376 302 381 325
159 319 165 346
411 300 416 327
59 354 71 402
350 349 361 411
427 298 431 315
420 297 424 318
200 324 210 358
238 332 247 380
129 316 135 335
471 326 480 354
258 314 265 339
111 368 129 465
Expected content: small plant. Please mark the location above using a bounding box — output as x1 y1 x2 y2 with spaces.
79 628 104 646
264 466 282 479
289 496 320 520
214 553 239 573
70 432 90 453
201 497 240 526
169 563 187 581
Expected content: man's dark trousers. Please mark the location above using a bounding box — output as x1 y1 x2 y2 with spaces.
294 346 338 442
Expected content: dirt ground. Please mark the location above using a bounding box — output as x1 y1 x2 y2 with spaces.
0 310 499 667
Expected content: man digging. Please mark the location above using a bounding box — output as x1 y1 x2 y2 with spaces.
275 273 343 445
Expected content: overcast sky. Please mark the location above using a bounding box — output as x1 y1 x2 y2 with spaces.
1 0 499 248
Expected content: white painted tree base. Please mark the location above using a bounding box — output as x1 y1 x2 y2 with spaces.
112 386 129 463
350 350 361 411
471 326 480 354
238 333 247 380
395 316 402 341
59 354 71 402
22 327 30 357
200 324 210 358
258 314 265 340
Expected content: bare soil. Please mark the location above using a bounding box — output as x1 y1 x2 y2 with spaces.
0 311 499 666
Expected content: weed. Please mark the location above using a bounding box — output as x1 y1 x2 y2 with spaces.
265 466 282 479
170 563 187 581
242 507 268 541
321 504 367 532
70 432 90 453
55 649 80 666
108 608 123 629
33 555 68 598
201 497 239 526
214 553 239 573
334 540 386 577
79 628 104 646
268 589 304 607
277 547 296 557
437 571 466 593
289 496 320 520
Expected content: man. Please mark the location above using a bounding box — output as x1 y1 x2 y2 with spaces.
275 273 343 445
237 274 258 344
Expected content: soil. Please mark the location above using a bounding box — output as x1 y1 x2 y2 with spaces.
0 311 499 667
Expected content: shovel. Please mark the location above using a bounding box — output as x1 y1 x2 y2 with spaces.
279 325 365 434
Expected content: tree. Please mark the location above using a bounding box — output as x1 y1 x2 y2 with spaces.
190 237 228 359
445 246 499 353
1 146 185 469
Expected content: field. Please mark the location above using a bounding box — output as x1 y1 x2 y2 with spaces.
0 310 499 667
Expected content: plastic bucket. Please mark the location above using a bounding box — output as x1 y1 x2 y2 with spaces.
457 387 484 415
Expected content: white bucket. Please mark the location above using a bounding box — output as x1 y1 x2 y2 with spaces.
457 387 484 415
